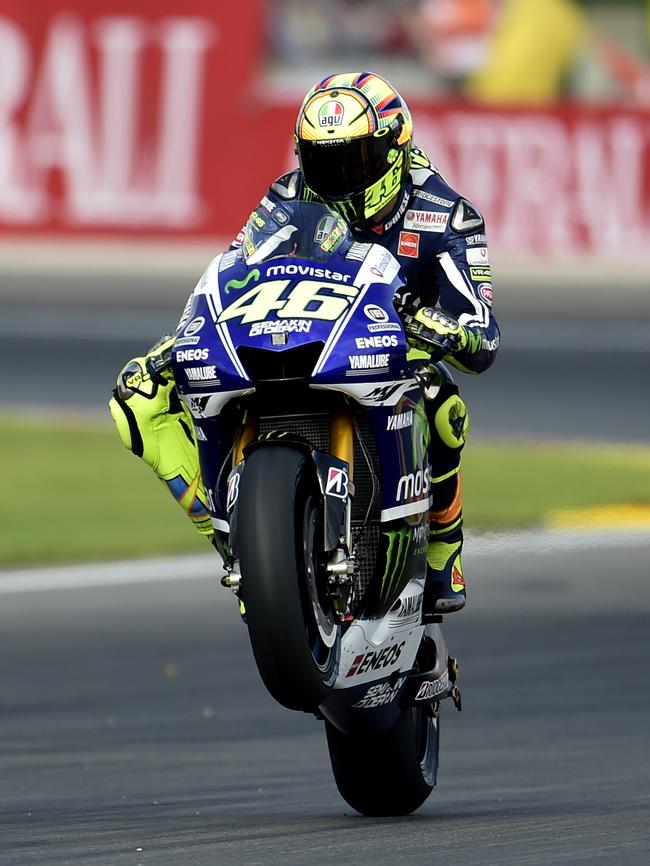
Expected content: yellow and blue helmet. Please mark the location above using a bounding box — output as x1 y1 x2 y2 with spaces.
295 72 413 227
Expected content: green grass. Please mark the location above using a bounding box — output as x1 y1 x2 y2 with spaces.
2 415 649 567
462 440 650 529
0 415 207 567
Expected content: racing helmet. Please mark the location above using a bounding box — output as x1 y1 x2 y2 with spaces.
295 72 413 227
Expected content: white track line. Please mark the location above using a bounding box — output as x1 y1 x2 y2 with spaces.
1 529 649 595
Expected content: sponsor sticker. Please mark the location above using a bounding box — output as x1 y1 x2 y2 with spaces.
355 335 397 350
348 354 390 371
346 641 406 677
466 247 490 266
183 316 205 337
393 594 422 618
403 209 449 233
367 322 401 333
469 266 491 282
398 231 420 258
364 304 389 323
478 283 493 305
411 189 454 207
314 214 337 243
249 320 312 336
176 348 209 362
383 191 410 232
415 675 449 701
226 473 240 511
346 242 372 262
264 263 351 282
387 410 413 431
465 233 487 246
325 466 348 500
352 676 406 709
185 365 217 381
396 466 431 501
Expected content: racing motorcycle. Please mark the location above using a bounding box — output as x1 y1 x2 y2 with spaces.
171 201 462 817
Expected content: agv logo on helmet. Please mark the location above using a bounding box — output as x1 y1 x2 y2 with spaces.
318 100 344 128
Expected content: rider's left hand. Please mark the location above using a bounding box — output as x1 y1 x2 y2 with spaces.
405 308 468 359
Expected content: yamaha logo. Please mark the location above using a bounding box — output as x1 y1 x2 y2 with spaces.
363 304 389 323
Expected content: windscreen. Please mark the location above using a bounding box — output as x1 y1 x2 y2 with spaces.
242 200 353 265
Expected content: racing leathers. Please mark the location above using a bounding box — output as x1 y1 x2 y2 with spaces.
109 145 499 614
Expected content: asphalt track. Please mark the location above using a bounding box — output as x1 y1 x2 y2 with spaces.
1 274 649 865
2 539 650 865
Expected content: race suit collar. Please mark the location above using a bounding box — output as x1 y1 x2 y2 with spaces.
366 186 411 237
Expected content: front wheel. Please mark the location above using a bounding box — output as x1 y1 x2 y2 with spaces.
238 446 340 712
325 706 439 816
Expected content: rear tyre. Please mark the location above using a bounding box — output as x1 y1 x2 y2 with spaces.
238 446 340 712
325 706 439 816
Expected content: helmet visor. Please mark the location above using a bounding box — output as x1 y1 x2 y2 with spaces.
298 129 399 201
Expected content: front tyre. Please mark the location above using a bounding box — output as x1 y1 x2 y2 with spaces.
238 446 340 712
325 706 439 816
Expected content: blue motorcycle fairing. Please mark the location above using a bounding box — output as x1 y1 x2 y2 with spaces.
172 246 433 604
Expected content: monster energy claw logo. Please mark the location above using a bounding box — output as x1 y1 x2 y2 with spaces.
380 527 412 601
224 268 260 295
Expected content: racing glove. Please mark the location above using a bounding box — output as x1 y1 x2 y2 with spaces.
108 336 213 538
405 307 469 361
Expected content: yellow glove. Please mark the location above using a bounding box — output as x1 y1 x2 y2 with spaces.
405 308 469 358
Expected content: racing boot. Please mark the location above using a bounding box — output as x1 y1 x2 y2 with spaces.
108 336 213 538
423 474 466 617
423 525 466 617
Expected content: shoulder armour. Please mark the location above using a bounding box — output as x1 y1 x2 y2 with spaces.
270 170 303 200
450 198 485 234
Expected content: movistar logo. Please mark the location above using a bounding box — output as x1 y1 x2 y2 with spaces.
223 268 260 295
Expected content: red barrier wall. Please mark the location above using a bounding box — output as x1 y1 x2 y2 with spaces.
1 5 650 255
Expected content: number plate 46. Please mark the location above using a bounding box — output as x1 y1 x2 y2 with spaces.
218 279 359 325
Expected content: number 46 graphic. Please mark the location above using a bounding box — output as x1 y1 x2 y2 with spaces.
218 279 358 325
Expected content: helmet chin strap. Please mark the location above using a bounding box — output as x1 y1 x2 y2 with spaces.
369 190 403 226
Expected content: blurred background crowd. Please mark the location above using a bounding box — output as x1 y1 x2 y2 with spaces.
267 0 650 105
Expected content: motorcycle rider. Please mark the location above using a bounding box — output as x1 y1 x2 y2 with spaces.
110 71 499 616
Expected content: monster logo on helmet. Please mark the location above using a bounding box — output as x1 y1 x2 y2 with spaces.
295 72 413 227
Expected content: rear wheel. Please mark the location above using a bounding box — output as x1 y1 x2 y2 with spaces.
325 706 439 816
238 446 340 712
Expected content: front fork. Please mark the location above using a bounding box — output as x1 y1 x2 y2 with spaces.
223 403 357 614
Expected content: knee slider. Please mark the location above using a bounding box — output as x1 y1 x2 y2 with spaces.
434 394 470 449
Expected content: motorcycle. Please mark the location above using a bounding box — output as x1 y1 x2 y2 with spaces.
171 201 462 816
